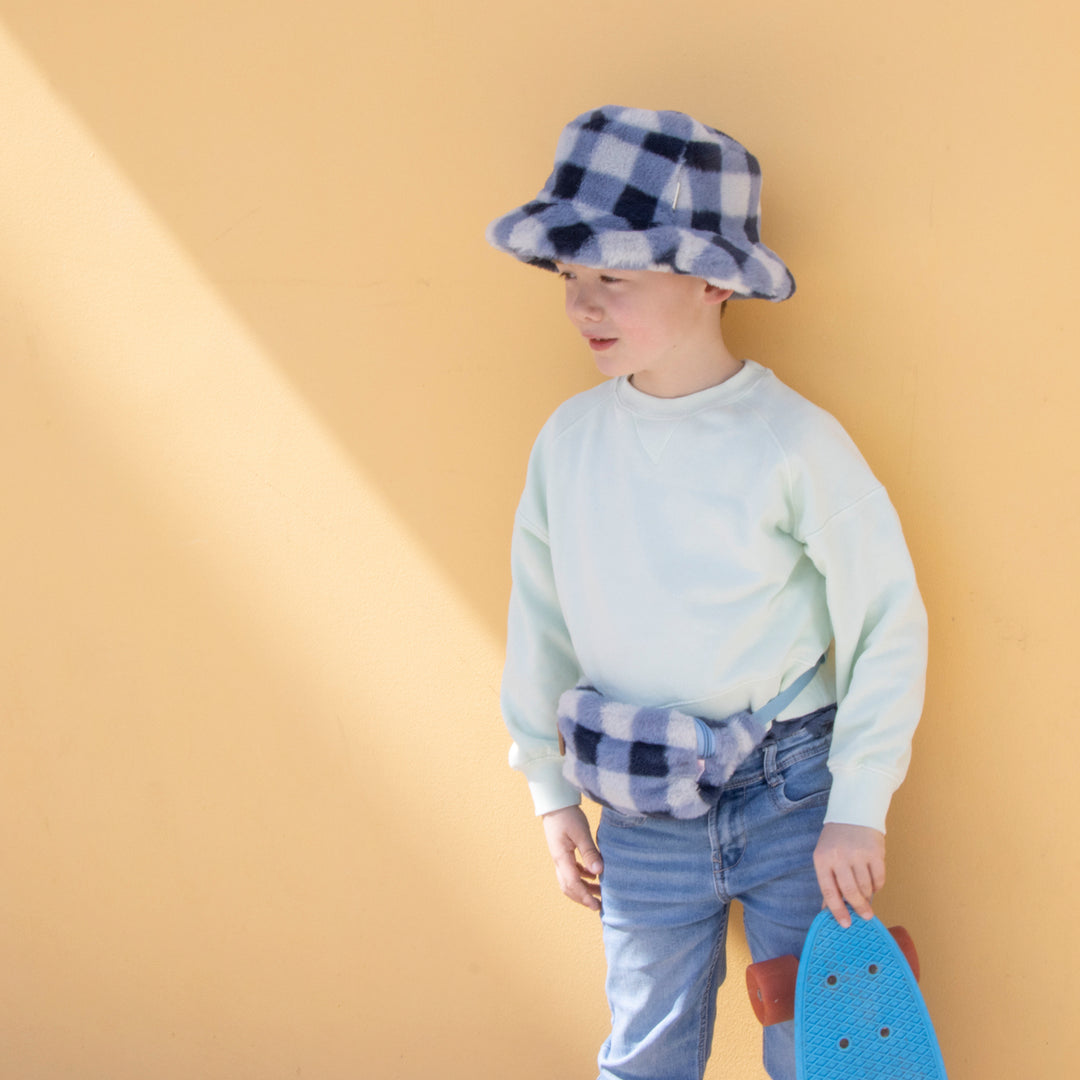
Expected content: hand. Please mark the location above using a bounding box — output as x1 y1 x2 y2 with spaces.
541 805 604 912
813 822 886 928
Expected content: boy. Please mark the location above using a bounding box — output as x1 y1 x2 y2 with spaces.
487 106 927 1080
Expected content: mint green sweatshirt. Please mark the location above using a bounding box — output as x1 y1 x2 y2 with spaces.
501 361 928 833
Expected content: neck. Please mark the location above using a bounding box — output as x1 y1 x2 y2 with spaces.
629 342 744 399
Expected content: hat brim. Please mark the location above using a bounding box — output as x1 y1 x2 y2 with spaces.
487 198 795 302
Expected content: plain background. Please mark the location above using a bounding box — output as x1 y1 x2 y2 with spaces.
1 2 1077 1077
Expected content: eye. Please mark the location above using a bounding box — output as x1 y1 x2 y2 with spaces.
557 270 575 281
599 274 622 284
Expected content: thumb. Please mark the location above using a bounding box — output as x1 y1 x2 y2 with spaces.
570 822 603 875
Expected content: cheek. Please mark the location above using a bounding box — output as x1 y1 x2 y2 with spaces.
618 312 666 349
608 301 650 340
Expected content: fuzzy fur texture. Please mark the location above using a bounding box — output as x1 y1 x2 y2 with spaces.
487 106 795 301
556 685 771 819
555 653 828 819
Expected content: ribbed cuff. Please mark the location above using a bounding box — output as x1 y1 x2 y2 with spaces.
824 766 898 835
523 757 583 817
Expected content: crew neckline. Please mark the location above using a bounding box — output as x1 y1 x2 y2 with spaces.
615 360 767 417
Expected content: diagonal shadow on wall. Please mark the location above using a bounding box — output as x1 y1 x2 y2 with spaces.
0 2 616 638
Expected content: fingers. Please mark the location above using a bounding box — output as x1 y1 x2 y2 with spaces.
551 844 602 910
557 857 602 910
542 806 604 912
817 863 874 928
813 822 886 929
558 808 602 871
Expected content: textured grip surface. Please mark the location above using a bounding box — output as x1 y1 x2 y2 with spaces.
795 911 948 1079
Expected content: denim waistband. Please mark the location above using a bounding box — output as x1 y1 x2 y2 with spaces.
714 704 836 791
694 703 835 757
764 703 837 742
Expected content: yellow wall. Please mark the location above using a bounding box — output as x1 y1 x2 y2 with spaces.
1 2 1076 1077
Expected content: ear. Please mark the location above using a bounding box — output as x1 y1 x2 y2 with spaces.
703 284 734 305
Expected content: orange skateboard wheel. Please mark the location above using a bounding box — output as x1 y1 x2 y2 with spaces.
888 925 920 982
746 925 920 1026
745 953 799 1025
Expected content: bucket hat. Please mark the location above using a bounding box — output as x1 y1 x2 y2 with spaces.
486 106 794 301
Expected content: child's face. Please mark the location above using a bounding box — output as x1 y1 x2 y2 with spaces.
555 263 730 389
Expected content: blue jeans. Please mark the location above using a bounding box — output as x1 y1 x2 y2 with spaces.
595 707 836 1080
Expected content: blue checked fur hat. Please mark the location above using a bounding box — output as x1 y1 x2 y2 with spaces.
486 106 795 301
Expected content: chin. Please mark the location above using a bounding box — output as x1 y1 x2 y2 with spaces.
591 355 637 379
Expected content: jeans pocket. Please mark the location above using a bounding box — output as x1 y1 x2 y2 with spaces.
769 736 833 812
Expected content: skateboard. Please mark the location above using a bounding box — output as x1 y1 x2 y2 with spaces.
746 909 948 1079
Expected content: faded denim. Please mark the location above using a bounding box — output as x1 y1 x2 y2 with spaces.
595 707 836 1080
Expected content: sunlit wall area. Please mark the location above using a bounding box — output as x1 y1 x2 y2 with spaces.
1 3 1077 1079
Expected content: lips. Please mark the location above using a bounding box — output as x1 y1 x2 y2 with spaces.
586 337 617 352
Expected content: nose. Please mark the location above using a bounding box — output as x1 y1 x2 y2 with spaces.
565 281 603 323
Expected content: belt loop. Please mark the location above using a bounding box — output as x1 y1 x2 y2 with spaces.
762 741 781 787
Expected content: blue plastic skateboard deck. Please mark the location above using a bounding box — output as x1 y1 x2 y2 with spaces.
795 910 948 1080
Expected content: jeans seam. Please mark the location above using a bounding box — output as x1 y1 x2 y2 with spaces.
697 904 729 1078
774 737 832 773
721 735 832 793
710 799 743 898
767 742 833 812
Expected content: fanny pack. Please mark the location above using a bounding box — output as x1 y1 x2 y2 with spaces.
556 655 826 820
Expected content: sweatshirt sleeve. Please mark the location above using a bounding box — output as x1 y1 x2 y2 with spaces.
801 486 928 833
500 434 584 816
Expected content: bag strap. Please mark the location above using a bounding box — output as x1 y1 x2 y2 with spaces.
751 650 828 728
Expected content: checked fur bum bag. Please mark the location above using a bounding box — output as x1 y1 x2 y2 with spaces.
556 655 826 820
